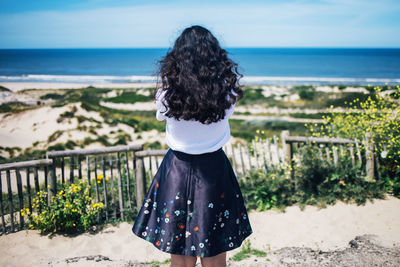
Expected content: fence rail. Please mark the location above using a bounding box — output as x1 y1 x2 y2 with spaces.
0 131 381 235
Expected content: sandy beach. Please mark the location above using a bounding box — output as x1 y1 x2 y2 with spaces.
0 194 399 266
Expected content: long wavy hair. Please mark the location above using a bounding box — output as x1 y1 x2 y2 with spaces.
155 25 243 124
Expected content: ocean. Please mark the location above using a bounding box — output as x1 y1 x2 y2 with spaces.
0 48 399 86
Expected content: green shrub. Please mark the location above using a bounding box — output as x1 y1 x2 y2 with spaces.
0 102 30 113
23 179 104 234
306 85 400 187
240 142 388 212
298 87 316 101
237 88 267 106
104 91 151 104
0 85 11 92
239 165 295 212
40 93 64 100
294 144 386 206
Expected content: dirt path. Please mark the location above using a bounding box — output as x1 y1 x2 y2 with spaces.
1 194 399 267
46 234 400 266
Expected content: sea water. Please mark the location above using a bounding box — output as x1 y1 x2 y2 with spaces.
0 48 399 85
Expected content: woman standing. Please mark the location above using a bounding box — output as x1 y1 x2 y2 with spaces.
132 25 253 267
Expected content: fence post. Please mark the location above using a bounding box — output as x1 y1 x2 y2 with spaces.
109 154 117 219
135 155 147 211
238 143 246 176
102 155 109 221
281 130 294 179
252 140 260 170
0 171 6 233
48 159 57 204
365 132 375 180
86 155 91 197
332 145 339 167
6 170 14 232
373 143 381 179
69 157 74 184
15 169 24 230
117 153 125 220
61 157 65 184
230 143 239 176
124 152 132 209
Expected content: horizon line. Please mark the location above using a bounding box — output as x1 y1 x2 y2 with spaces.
1 46 400 50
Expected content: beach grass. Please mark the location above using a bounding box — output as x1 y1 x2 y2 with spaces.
230 239 268 261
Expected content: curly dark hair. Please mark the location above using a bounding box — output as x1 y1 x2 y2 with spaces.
155 25 243 124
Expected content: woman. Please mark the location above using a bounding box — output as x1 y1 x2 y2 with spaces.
132 25 253 267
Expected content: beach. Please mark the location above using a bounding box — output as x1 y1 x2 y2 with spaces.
0 194 399 266
1 4 400 265
0 82 367 161
1 81 400 266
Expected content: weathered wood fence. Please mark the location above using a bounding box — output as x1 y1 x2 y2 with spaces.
0 131 380 234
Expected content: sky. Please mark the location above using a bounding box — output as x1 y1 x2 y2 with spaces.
0 0 399 48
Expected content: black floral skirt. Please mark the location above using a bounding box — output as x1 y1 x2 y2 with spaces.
131 147 253 258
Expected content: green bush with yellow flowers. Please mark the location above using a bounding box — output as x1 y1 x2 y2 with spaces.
304 85 400 196
21 179 104 234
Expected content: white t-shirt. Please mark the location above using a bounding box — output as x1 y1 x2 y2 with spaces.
155 88 237 155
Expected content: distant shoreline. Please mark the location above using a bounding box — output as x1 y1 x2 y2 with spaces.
0 78 399 92
0 82 157 91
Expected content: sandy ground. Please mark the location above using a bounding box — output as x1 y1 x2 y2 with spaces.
0 82 367 152
0 194 399 267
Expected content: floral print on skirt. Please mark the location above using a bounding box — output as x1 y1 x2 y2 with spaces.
131 147 253 258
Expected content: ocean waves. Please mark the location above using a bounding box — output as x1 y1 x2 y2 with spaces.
0 74 399 86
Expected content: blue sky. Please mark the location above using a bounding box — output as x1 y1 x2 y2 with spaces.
1 0 399 48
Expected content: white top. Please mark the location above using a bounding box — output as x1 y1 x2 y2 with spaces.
155 88 237 155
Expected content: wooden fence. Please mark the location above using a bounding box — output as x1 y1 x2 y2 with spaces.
0 131 380 234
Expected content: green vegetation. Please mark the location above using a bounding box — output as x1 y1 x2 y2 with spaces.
144 141 162 150
103 91 152 104
297 86 316 101
24 179 104 234
0 101 31 113
239 143 388 213
40 93 64 100
231 240 268 261
2 154 137 232
306 85 400 192
364 84 398 94
56 105 78 123
0 85 11 92
237 88 268 106
144 258 171 267
235 86 380 111
48 130 64 143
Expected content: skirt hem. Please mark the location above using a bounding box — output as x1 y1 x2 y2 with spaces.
132 228 253 258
